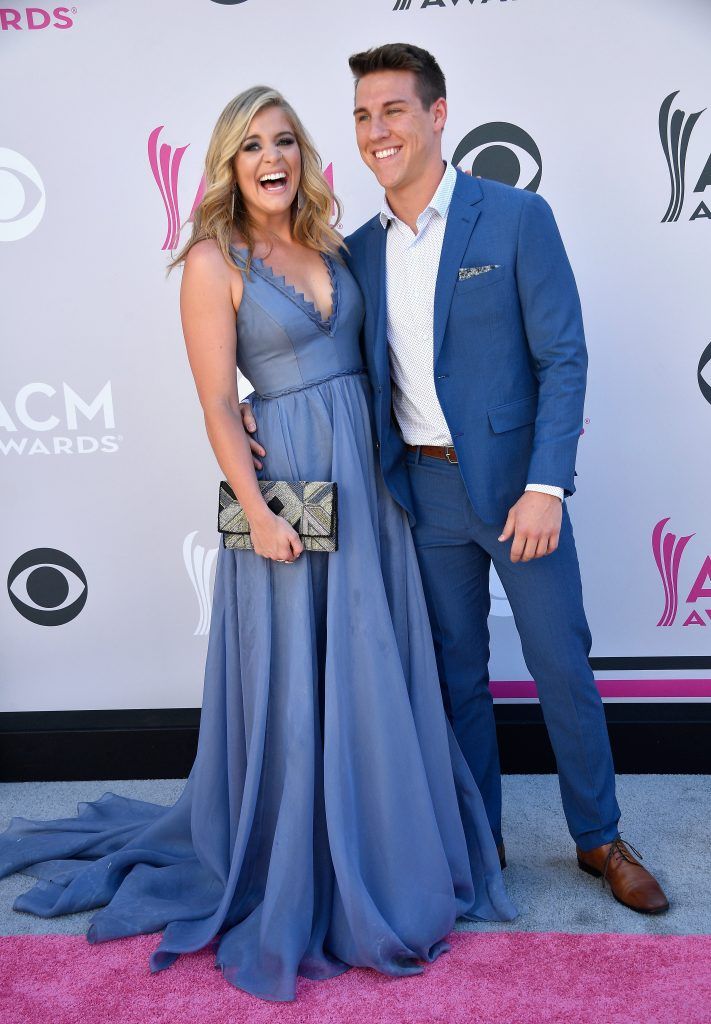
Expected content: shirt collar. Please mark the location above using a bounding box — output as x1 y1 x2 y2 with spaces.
379 159 457 230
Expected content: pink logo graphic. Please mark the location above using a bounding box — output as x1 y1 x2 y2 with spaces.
652 517 694 626
323 162 334 195
0 6 74 30
148 126 205 251
323 163 338 222
148 125 335 250
652 517 711 627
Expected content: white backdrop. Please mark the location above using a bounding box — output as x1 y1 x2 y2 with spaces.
1 0 710 712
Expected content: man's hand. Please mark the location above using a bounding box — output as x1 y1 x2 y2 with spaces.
239 402 266 470
498 491 562 563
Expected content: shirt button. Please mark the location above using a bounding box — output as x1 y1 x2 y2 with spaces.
375 441 380 450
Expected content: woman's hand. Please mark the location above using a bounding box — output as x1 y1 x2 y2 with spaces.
240 402 266 470
249 506 304 563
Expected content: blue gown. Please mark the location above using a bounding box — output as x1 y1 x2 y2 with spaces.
0 247 516 1002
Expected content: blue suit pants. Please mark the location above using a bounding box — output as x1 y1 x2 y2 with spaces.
405 449 621 851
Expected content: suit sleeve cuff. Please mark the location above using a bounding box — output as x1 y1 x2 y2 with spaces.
526 484 564 501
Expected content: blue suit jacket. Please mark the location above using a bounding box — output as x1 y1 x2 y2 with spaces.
344 169 588 526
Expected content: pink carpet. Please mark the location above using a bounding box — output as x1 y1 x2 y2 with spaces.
1 931 709 1024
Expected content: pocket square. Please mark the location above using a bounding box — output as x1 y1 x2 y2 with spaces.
458 264 500 280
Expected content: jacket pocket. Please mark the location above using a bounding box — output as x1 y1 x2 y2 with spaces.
454 263 506 292
487 393 538 433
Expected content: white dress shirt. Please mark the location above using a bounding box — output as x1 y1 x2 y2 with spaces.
379 161 563 502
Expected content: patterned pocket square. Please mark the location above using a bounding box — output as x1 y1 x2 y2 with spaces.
458 264 500 280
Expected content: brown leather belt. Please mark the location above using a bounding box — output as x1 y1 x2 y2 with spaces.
405 443 459 464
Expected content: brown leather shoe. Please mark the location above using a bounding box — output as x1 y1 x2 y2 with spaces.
497 842 506 870
576 837 669 913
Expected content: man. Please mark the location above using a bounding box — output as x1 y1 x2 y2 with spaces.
242 43 668 913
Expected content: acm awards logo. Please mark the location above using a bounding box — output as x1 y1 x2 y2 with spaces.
148 127 205 251
650 340 711 628
7 548 87 625
0 382 121 456
0 7 76 30
659 91 710 223
183 532 217 635
393 0 516 10
149 125 335 251
652 519 711 628
453 122 541 191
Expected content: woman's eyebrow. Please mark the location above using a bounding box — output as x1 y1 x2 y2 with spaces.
242 131 294 143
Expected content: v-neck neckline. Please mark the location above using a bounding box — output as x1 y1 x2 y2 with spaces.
229 245 339 336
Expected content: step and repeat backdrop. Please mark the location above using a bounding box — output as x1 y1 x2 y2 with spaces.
1 0 709 711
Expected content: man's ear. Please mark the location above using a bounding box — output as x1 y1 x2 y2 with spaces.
432 97 447 134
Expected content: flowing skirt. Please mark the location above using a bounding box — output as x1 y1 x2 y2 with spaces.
0 371 516 1002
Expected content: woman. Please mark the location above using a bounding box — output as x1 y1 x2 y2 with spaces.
0 87 516 1002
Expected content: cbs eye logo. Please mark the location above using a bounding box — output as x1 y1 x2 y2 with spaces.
699 341 711 406
7 548 87 625
0 148 46 241
453 122 542 192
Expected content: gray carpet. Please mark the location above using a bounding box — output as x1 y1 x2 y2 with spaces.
0 775 708 937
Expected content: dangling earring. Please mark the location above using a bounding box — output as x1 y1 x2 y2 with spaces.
231 186 237 223
297 188 305 211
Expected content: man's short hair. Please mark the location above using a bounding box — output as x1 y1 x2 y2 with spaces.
348 43 446 109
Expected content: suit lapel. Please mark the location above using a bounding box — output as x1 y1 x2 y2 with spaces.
433 174 483 365
366 219 390 390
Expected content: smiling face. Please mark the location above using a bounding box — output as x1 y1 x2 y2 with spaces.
353 69 446 194
233 104 301 224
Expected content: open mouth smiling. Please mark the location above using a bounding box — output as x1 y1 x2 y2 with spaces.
259 171 289 192
373 146 402 161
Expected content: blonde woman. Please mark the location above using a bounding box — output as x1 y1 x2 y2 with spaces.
0 87 515 1002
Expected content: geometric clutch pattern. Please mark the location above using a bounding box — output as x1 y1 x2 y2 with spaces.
218 479 338 552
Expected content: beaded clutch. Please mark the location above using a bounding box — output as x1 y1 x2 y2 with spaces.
218 479 338 552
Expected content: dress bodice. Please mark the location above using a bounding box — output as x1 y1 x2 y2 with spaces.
229 245 365 398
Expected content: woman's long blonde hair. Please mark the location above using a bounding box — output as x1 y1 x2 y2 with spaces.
168 86 344 274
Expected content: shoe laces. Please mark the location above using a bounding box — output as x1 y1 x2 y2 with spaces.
601 835 644 888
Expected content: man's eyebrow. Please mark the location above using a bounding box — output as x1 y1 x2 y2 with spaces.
353 98 410 116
